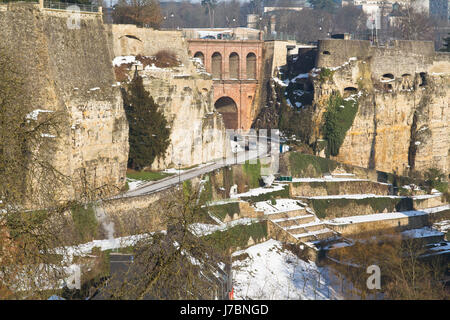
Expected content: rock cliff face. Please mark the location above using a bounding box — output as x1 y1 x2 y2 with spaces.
111 25 228 170
0 4 129 201
141 67 228 170
310 40 450 176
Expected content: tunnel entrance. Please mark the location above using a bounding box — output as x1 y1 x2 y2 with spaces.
214 97 238 129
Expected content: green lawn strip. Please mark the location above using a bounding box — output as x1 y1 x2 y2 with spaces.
207 202 241 222
126 170 174 182
310 197 410 219
203 221 267 253
240 185 290 203
288 152 339 177
242 160 262 188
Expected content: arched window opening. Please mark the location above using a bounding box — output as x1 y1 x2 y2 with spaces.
229 53 240 79
211 52 222 79
194 51 205 65
246 52 257 79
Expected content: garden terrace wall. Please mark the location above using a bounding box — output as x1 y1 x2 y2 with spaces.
326 214 429 236
304 194 447 219
289 181 392 197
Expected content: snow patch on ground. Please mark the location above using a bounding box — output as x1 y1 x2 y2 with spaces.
113 56 141 67
126 178 146 191
433 220 450 233
25 109 54 121
232 239 340 300
189 218 258 237
53 233 158 263
230 184 287 199
253 198 304 214
401 227 444 239
325 209 431 225
272 77 288 87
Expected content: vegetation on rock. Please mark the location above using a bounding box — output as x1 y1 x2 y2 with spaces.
323 92 358 157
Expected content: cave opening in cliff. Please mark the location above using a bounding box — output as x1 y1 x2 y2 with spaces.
121 35 142 42
215 97 238 129
381 73 395 81
343 86 358 97
419 72 427 87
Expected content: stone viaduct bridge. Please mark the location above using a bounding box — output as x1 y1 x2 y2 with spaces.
187 39 264 130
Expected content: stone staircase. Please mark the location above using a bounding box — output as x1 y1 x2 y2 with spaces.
242 167 450 256
258 199 338 244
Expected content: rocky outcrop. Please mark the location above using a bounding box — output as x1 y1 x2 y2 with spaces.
111 25 228 170
309 39 450 176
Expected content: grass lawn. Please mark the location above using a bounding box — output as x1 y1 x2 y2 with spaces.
126 169 174 182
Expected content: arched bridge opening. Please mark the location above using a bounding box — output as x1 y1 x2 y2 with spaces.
214 97 238 129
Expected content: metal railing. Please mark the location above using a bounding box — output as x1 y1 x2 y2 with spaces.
43 0 98 13
264 32 296 41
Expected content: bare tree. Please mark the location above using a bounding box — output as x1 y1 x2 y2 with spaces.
328 227 449 300
393 5 436 41
0 46 75 299
113 0 163 28
97 187 229 300
201 0 218 28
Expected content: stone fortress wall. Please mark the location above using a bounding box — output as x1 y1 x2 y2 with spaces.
0 3 129 201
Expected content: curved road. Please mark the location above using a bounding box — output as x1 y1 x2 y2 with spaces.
116 135 279 198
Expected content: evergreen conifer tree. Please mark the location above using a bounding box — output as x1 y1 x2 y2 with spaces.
123 76 171 170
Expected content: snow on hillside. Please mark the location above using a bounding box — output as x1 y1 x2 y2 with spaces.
232 239 340 300
253 198 304 214
230 184 286 199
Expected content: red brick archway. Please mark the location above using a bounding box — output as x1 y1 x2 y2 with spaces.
188 39 263 130
214 96 238 129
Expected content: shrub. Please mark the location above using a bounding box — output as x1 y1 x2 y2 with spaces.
114 63 132 82
71 204 98 242
319 68 334 82
136 51 180 69
424 168 448 193
323 92 358 157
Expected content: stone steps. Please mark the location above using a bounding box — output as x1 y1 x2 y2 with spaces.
292 228 335 242
265 208 306 220
272 214 316 227
287 222 326 233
